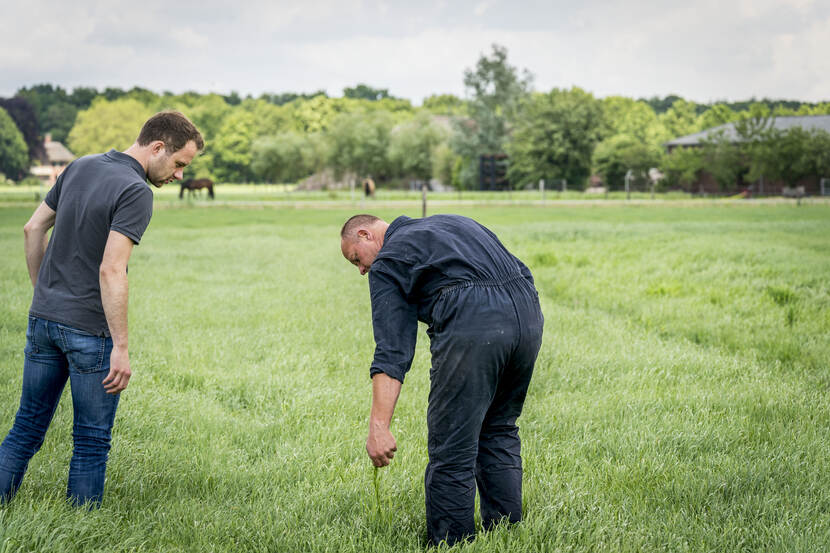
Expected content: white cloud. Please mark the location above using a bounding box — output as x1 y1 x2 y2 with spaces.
1 0 828 102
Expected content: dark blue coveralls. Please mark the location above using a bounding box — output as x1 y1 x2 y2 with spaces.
367 215 544 546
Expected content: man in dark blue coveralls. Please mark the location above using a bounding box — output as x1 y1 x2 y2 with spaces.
340 213 544 546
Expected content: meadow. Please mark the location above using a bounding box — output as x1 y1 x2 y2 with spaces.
0 199 828 552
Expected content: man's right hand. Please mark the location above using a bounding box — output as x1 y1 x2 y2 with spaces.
102 345 131 394
366 424 397 467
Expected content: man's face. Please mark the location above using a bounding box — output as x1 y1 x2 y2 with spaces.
146 140 199 187
341 231 382 275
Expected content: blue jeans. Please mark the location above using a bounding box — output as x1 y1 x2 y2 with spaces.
0 316 119 507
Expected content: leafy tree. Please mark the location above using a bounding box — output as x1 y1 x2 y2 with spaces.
0 107 30 180
251 132 313 183
661 146 704 191
260 91 327 106
700 130 743 192
601 96 668 147
186 94 233 142
508 88 605 189
240 98 292 138
102 87 127 102
421 94 467 115
69 87 98 109
451 44 532 189
388 112 448 182
809 129 830 178
593 134 662 191
327 110 394 181
124 87 160 106
698 104 739 130
343 84 391 101
431 143 459 189
749 127 825 188
660 99 701 140
639 94 685 114
223 91 243 106
41 102 78 143
285 96 349 133
211 110 256 182
68 98 153 156
0 97 45 161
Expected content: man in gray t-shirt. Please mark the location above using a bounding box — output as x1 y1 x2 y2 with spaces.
0 111 203 507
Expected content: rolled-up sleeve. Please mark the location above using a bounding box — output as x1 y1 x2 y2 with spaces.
368 263 418 383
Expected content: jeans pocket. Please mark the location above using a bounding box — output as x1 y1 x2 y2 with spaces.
59 327 105 374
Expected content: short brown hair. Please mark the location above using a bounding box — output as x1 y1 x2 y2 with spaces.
137 111 204 153
341 214 381 238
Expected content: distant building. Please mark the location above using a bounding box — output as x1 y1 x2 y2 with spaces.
664 115 830 195
30 134 75 186
665 114 830 152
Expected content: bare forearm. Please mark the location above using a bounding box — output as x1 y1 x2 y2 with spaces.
100 268 129 347
370 372 402 429
24 229 49 286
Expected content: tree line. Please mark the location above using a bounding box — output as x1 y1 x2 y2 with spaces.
2 44 829 191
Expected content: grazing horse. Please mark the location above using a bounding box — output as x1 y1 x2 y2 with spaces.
180 178 215 199
362 177 376 198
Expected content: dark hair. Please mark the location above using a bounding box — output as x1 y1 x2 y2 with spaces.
136 111 204 153
341 214 381 238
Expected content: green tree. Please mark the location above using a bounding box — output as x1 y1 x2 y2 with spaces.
700 130 743 192
507 87 604 189
0 107 30 180
251 132 313 183
698 104 739 130
661 147 704 191
451 43 532 189
808 129 830 178
42 102 78 143
68 87 98 109
593 134 662 191
327 111 394 181
343 84 391 101
124 87 160 106
421 94 467 115
68 98 153 156
660 99 701 140
211 110 256 183
751 127 821 188
186 94 233 142
601 96 668 146
388 113 448 182
0 97 45 160
431 143 459 189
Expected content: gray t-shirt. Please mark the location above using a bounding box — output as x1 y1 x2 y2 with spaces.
30 150 153 336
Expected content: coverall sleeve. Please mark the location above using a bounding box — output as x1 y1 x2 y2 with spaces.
368 264 419 383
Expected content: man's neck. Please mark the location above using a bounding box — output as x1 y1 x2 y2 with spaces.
123 143 149 174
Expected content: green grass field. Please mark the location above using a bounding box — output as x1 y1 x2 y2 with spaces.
0 201 828 552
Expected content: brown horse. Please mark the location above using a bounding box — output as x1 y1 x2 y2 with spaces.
180 178 215 199
362 177 376 198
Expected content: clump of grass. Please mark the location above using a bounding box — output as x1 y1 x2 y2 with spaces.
766 285 797 306
373 466 382 519
532 251 558 267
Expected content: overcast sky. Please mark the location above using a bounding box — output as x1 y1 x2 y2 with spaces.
1 0 827 104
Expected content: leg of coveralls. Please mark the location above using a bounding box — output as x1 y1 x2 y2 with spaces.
476 281 543 530
424 286 516 546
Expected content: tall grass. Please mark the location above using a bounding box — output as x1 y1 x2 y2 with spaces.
0 203 827 552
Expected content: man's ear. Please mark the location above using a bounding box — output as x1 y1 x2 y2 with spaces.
357 229 370 240
150 141 165 155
